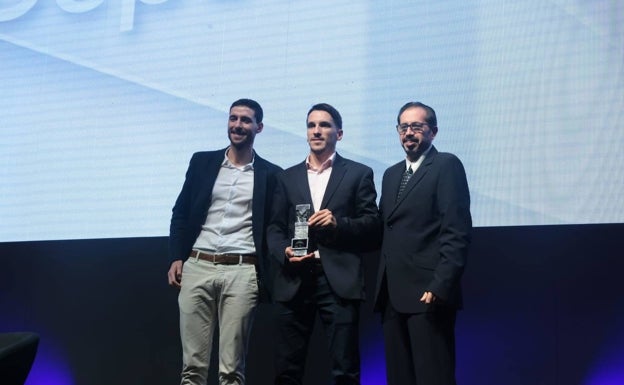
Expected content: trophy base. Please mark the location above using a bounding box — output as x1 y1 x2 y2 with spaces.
292 248 308 257
291 237 309 256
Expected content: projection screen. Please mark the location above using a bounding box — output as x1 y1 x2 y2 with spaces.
1 0 623 241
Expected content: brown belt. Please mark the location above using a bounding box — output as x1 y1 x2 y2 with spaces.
189 250 257 265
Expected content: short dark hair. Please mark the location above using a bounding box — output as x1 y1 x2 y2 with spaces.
397 101 437 128
230 98 263 123
307 103 342 130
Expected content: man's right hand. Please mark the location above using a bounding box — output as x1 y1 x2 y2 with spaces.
167 260 183 288
285 246 315 263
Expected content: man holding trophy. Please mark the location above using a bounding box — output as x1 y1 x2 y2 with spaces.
267 103 380 385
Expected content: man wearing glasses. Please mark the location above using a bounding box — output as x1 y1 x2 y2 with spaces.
373 101 472 385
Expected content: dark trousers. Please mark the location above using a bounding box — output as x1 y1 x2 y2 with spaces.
382 301 457 385
274 269 361 385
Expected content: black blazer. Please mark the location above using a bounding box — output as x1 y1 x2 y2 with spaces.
267 153 381 302
169 148 282 302
373 146 471 313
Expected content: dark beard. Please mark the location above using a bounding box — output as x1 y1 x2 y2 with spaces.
229 131 251 149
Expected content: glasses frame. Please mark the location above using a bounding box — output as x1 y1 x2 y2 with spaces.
396 122 429 134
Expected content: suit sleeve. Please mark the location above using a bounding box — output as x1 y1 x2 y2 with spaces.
333 167 381 251
266 173 292 265
427 156 472 301
169 154 197 263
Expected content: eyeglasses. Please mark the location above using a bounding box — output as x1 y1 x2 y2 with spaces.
396 122 428 134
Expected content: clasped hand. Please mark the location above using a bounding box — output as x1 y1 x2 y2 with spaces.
286 209 336 262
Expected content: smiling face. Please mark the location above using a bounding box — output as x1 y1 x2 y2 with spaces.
398 106 437 161
306 110 343 157
227 106 263 150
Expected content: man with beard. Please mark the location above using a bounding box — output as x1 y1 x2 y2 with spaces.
168 99 282 385
267 103 380 385
373 102 472 385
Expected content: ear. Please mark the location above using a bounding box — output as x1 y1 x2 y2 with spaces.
256 122 264 133
336 128 344 141
430 126 438 138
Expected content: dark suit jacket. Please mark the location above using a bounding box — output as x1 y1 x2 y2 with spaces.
169 148 282 302
373 146 471 313
267 153 381 302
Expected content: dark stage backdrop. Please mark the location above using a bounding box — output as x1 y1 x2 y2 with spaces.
3 1 624 243
1 223 623 385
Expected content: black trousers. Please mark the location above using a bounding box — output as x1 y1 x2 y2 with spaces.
274 269 361 385
382 300 457 385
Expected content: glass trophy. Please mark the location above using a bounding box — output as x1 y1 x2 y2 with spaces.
291 204 310 256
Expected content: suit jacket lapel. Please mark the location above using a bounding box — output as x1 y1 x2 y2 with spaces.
387 162 405 205
198 148 227 207
320 153 347 210
252 154 268 232
294 161 314 209
387 146 438 217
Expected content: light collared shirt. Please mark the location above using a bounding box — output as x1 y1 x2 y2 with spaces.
306 152 335 212
192 149 256 254
306 152 335 259
404 144 432 174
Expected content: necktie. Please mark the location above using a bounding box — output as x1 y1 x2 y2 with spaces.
397 166 413 200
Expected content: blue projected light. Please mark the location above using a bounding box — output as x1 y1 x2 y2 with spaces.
585 329 624 385
26 347 74 385
1 308 74 385
360 336 386 384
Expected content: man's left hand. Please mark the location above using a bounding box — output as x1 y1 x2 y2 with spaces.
420 291 437 304
308 209 337 229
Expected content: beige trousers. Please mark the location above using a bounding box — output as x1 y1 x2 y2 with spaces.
178 258 259 385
